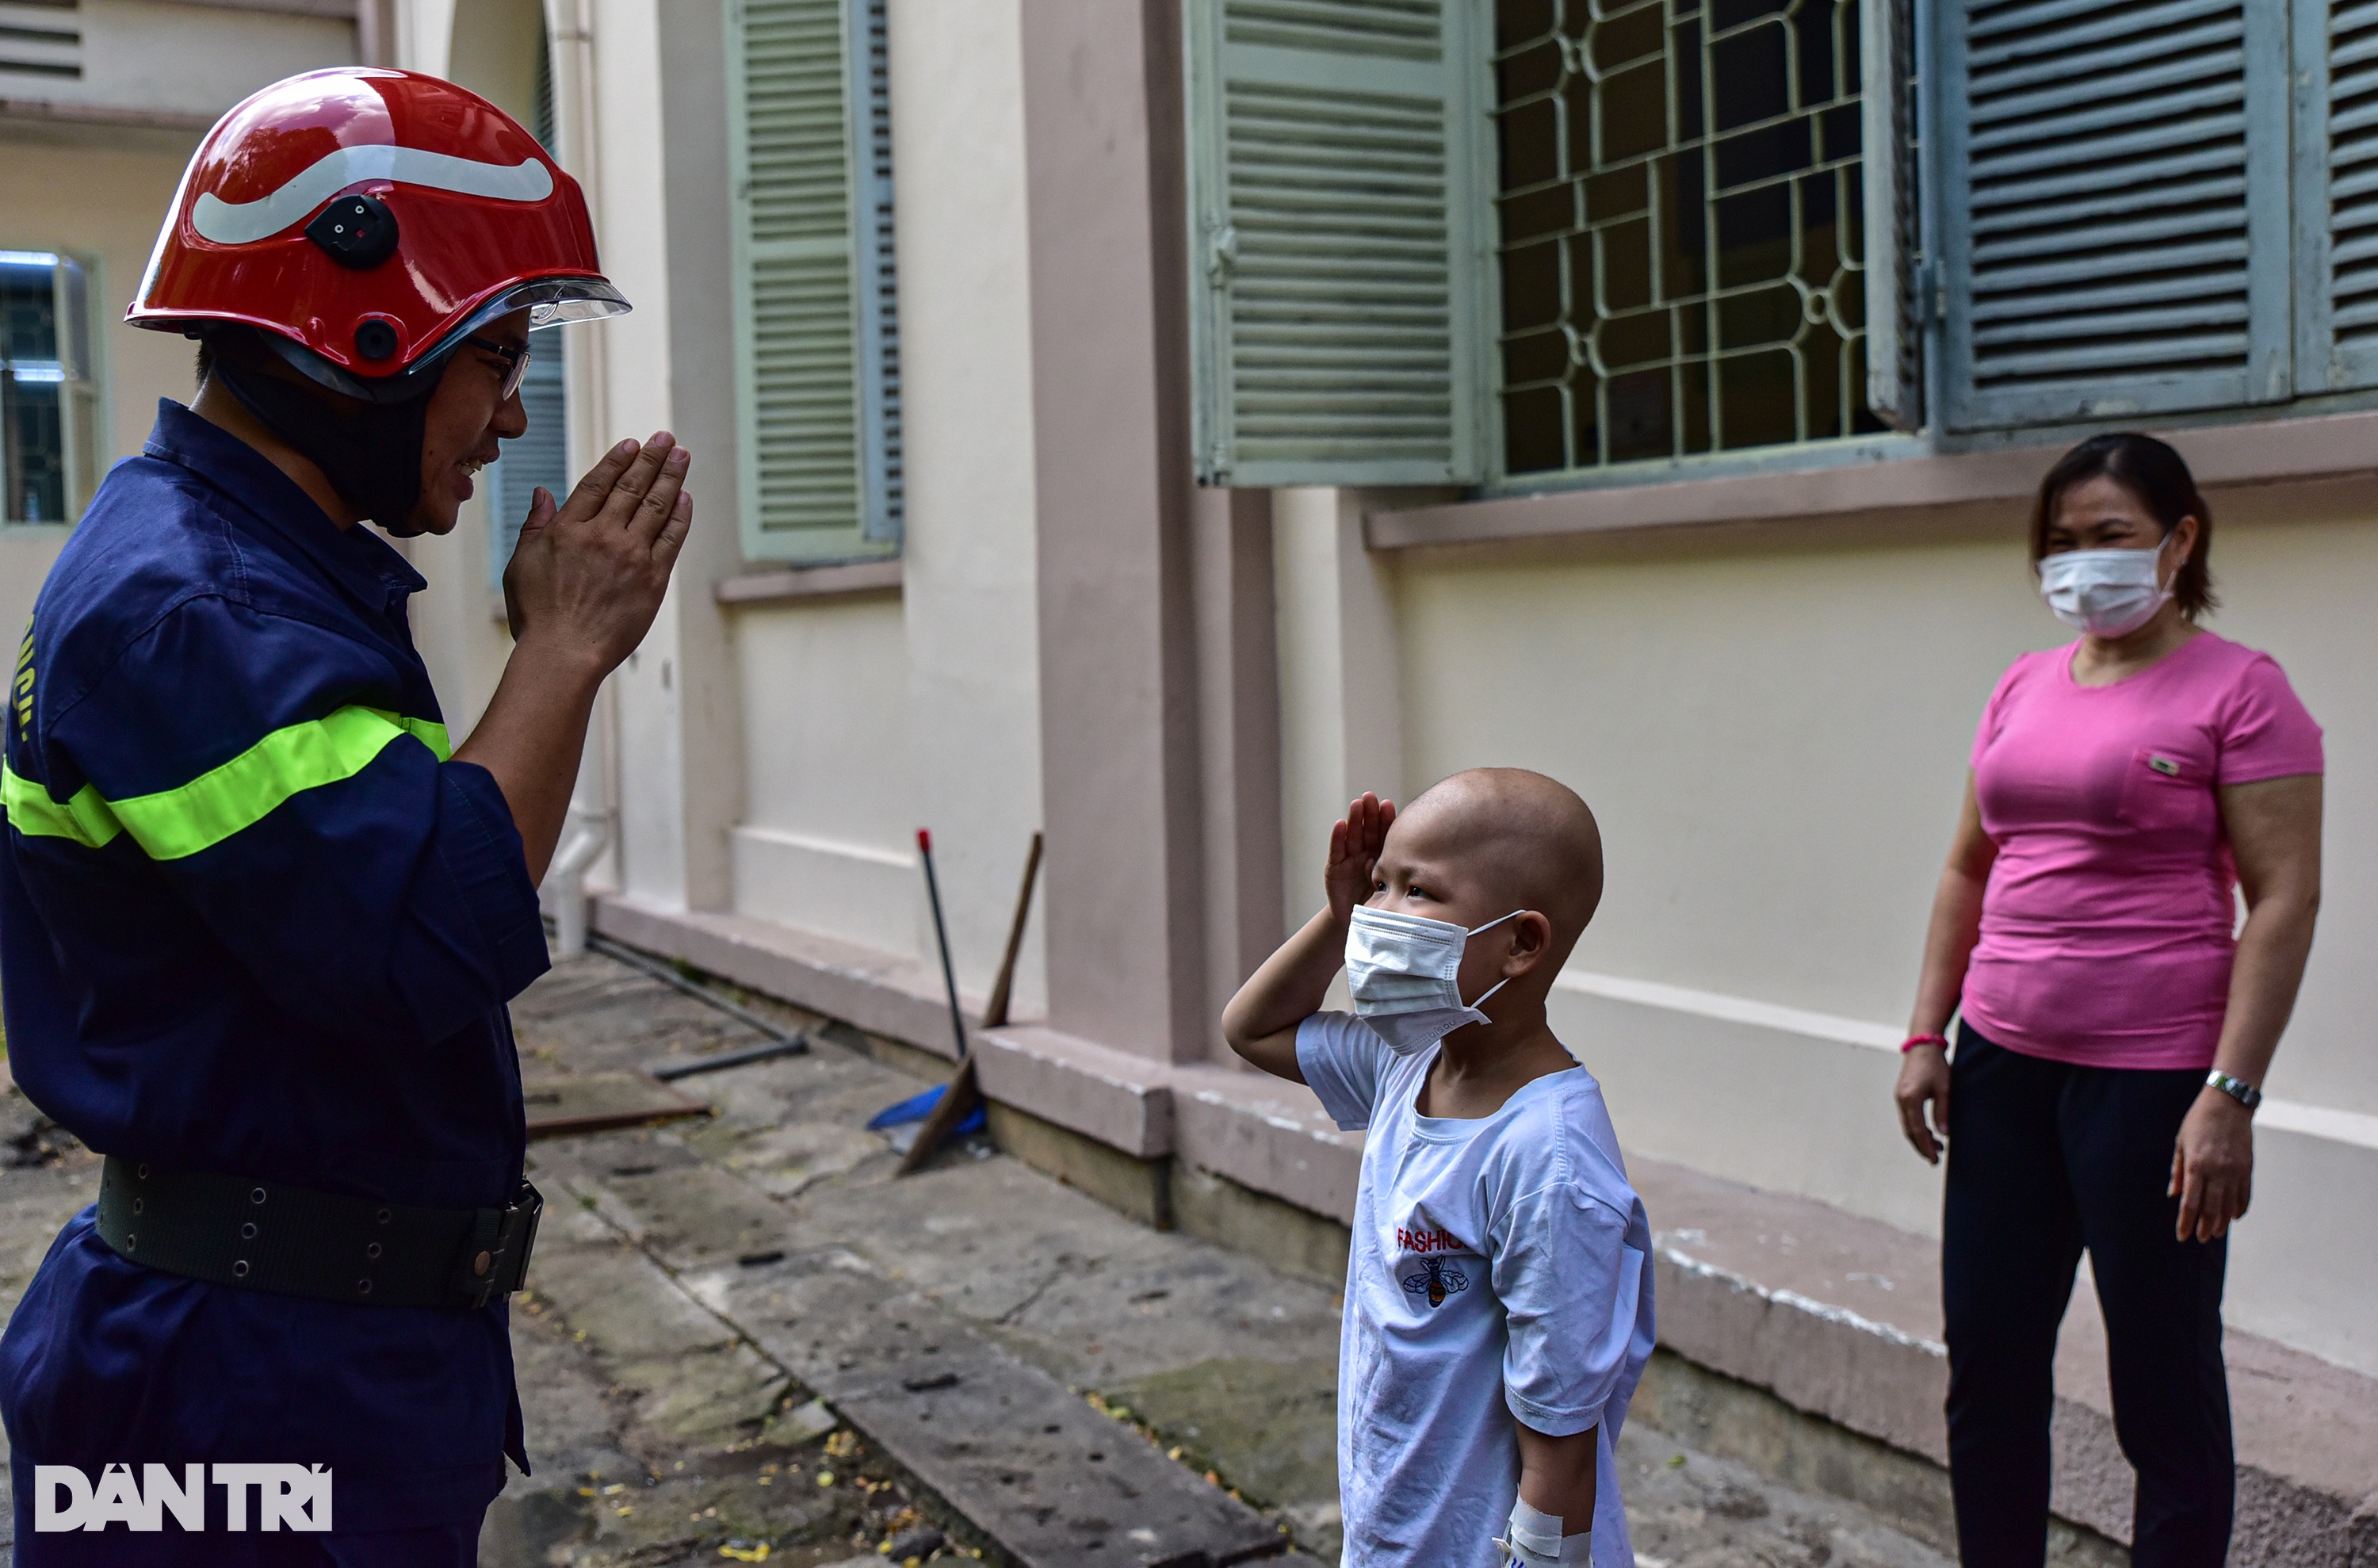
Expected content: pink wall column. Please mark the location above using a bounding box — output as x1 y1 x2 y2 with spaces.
1019 0 1211 1063
1195 486 1284 1061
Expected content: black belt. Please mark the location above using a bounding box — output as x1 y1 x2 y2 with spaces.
95 1157 541 1311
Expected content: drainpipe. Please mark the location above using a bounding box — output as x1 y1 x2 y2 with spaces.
355 0 396 67
545 801 613 960
545 0 624 943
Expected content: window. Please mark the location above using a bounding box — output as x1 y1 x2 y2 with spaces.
1184 0 1485 487
487 348 568 595
0 250 101 526
724 0 902 564
1183 0 1909 488
1183 0 2378 494
489 18 571 593
1932 0 2378 432
1934 0 2288 430
2302 0 2378 394
0 0 80 82
1493 0 1886 473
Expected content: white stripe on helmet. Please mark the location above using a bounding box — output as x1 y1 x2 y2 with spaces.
191 143 554 246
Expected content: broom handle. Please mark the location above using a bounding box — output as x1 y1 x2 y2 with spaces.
980 832 1043 1030
916 829 969 1061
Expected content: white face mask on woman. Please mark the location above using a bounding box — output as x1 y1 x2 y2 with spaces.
1344 904 1522 1056
2038 534 2174 638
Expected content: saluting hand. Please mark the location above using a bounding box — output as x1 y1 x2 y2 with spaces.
503 431 694 671
1325 793 1395 927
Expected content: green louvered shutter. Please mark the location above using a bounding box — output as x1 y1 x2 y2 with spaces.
2296 1 2378 392
491 42 569 596
1935 0 2292 430
1184 0 1485 487
488 349 568 594
726 0 900 563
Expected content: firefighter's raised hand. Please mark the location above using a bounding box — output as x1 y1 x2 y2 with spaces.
470 431 694 880
502 430 694 670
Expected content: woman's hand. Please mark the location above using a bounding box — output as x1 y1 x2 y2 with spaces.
503 432 693 668
2170 1088 2254 1241
1325 792 1394 924
1896 775 1990 1167
1893 1043 1952 1165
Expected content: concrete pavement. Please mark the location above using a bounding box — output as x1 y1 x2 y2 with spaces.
0 953 1963 1565
490 952 1959 1566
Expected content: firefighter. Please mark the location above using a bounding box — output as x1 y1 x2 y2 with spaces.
0 68 690 1561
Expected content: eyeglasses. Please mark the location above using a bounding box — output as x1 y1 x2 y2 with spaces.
465 334 533 401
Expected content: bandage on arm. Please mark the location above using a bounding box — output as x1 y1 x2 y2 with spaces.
1508 1417 1596 1561
1495 1497 1590 1564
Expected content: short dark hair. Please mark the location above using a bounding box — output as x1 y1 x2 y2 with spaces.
2028 432 2216 620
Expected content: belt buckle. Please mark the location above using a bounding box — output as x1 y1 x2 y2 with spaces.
459 1183 544 1310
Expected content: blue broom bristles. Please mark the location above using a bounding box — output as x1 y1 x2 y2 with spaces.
866 1081 986 1136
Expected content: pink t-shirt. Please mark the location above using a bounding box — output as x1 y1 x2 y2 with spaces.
1963 633 2323 1070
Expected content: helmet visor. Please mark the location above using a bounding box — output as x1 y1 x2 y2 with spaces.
267 276 630 403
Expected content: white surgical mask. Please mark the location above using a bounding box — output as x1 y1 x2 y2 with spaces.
1344 904 1521 1057
2038 537 2173 638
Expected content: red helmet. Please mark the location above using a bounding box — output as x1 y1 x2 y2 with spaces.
130 67 626 401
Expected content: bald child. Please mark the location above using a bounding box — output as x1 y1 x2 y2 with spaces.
1223 770 1655 1567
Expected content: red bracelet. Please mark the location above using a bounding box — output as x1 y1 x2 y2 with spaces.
1901 1032 1949 1054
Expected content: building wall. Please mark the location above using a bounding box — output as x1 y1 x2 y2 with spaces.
0 0 358 654
0 133 197 644
731 594 915 957
1378 484 2378 1371
73 0 355 121
400 0 546 742
708 0 1048 1005
393 0 2376 1376
881 0 1046 1009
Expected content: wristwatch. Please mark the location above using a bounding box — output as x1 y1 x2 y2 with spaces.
2204 1070 2263 1111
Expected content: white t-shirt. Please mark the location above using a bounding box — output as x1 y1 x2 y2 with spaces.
1298 1012 1655 1566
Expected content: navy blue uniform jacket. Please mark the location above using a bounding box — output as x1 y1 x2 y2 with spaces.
0 402 551 1529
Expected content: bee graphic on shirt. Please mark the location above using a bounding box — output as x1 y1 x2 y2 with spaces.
1401 1254 1470 1309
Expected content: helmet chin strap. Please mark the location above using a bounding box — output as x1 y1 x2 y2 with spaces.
212 350 438 534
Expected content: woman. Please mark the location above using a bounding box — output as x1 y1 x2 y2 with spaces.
1893 433 2323 1568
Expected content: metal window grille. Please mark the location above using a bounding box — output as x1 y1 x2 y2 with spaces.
1493 0 1887 474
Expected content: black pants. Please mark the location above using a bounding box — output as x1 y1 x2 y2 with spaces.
1942 1026 2233 1567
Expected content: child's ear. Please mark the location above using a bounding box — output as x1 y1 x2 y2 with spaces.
1503 911 1554 975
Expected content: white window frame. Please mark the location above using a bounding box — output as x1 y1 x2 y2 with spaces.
0 246 105 529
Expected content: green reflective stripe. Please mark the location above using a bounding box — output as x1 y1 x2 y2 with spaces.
1 706 449 860
396 715 453 763
113 706 442 861
0 759 123 848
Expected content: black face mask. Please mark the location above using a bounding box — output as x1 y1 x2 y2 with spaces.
212 353 440 535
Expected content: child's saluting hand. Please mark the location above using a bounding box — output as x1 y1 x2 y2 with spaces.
1325 792 1397 925
1322 790 1389 927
